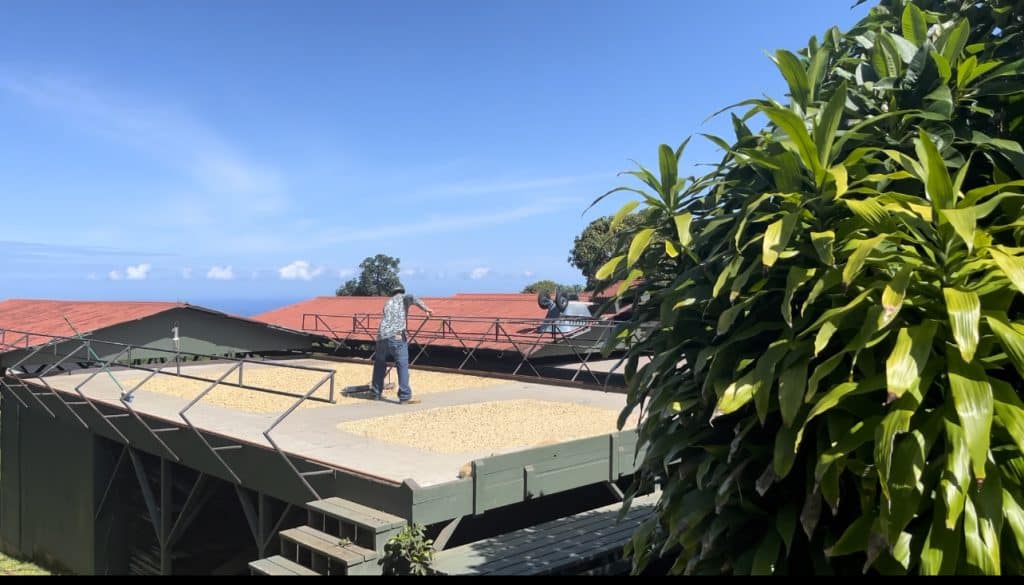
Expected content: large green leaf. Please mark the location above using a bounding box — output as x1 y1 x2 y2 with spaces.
986 316 1024 377
941 419 970 530
811 231 835 267
964 461 1002 574
762 106 825 185
916 129 955 210
940 207 976 251
627 228 656 267
611 200 640 230
885 321 936 401
658 144 677 205
774 50 810 108
989 246 1024 294
711 368 758 420
920 495 961 575
843 235 887 286
901 3 928 46
938 19 969 66
674 213 693 248
779 357 809 427
947 350 994 481
825 514 873 557
943 288 980 362
596 254 624 281
762 212 799 268
751 530 781 575
1002 486 1024 560
880 265 912 327
814 81 847 166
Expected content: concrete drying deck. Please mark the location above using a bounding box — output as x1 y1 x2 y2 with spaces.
35 358 636 487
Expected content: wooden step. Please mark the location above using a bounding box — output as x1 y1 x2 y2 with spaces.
248 555 319 576
306 497 406 552
280 526 380 576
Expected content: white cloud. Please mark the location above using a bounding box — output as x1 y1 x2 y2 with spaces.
86 272 99 280
469 267 490 280
278 260 324 281
125 263 151 280
338 268 354 278
206 265 234 280
181 267 193 279
108 270 122 281
523 270 534 278
401 268 418 277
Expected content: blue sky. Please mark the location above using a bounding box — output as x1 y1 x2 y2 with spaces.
0 1 871 312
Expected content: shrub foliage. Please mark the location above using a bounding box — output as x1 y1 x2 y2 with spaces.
598 0 1024 575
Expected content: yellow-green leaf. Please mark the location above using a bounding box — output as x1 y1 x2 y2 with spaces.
917 129 954 210
886 321 936 401
989 246 1024 294
829 165 848 198
673 212 693 248
986 316 1024 377
814 81 848 167
763 106 825 185
596 255 624 281
901 3 928 45
941 419 969 530
617 268 642 297
939 19 970 66
845 198 889 229
947 350 994 481
627 228 655 267
712 368 758 420
880 265 912 327
944 288 980 362
611 200 640 231
814 321 838 356
843 235 887 286
664 240 679 258
811 231 835 266
940 207 976 251
762 212 799 268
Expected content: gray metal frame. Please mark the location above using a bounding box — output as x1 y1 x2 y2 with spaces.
302 312 640 388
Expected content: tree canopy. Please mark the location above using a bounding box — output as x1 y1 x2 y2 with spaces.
336 254 403 296
521 280 584 294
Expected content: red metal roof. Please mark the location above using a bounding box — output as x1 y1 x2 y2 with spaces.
253 294 583 353
0 299 185 348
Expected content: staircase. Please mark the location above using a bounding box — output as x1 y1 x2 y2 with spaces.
248 497 407 576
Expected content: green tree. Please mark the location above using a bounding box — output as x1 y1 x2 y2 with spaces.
521 280 584 294
597 0 1024 575
336 254 402 296
569 213 647 289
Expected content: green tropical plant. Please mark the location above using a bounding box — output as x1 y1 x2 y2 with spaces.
570 213 650 289
380 523 437 576
596 0 1024 575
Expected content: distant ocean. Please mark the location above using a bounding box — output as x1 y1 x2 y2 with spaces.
187 298 305 317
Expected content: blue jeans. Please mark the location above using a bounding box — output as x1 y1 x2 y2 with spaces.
372 336 412 401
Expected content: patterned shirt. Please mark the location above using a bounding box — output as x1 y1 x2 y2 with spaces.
378 293 432 339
